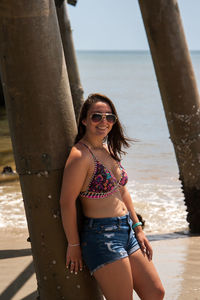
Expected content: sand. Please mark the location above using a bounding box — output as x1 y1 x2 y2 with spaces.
1 229 200 300
135 233 200 300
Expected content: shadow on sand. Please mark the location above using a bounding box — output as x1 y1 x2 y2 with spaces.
1 231 199 300
0 248 38 300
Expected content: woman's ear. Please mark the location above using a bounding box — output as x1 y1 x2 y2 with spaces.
82 119 86 126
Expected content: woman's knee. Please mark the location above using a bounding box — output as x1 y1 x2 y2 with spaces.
133 272 165 300
154 284 165 300
140 283 165 300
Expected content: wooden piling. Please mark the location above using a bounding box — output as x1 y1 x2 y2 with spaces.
138 0 200 233
55 0 84 122
0 1 102 298
0 74 5 106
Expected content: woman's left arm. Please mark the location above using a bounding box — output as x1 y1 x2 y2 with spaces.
120 186 153 261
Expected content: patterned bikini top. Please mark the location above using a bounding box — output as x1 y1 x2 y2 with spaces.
79 142 128 199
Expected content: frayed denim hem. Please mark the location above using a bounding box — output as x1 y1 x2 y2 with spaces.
91 254 128 275
90 244 140 275
128 244 141 256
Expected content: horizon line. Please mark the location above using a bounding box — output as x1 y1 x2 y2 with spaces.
76 49 200 52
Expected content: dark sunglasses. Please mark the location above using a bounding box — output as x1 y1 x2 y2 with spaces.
90 113 117 124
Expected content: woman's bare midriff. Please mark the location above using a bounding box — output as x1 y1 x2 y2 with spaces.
80 189 128 218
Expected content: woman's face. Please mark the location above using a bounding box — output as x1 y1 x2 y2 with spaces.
82 101 115 138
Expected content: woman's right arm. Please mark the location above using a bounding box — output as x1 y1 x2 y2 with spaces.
60 146 89 274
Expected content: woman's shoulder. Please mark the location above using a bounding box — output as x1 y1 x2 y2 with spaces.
67 142 91 165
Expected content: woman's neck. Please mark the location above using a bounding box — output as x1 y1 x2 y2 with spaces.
82 134 105 150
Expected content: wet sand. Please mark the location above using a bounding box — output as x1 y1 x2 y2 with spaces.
0 229 200 300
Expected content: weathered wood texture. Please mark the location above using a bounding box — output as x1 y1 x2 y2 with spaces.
0 1 102 298
138 0 200 233
55 0 84 122
0 75 4 106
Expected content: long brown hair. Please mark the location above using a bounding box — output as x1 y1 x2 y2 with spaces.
75 93 133 161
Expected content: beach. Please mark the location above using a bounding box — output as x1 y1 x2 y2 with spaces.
1 50 200 234
1 228 200 300
1 50 200 299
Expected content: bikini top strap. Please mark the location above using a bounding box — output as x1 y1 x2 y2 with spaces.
78 141 97 161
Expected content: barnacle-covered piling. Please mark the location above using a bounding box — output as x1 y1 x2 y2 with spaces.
0 0 103 298
139 0 200 233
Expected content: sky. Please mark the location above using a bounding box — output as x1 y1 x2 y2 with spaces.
68 0 200 51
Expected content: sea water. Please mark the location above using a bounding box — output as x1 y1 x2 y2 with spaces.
0 50 200 234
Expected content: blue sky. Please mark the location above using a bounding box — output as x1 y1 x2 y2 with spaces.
68 0 200 51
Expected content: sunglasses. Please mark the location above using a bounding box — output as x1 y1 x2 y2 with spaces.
90 113 117 124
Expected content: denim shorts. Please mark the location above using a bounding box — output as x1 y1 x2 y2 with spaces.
80 213 140 274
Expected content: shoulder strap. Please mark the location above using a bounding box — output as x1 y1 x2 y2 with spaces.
78 141 97 161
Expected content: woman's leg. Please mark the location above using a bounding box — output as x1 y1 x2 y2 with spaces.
129 249 165 300
93 257 134 300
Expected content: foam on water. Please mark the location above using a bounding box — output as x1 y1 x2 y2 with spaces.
0 179 188 234
0 184 27 228
128 180 188 234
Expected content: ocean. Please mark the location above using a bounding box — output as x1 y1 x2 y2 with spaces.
0 50 200 234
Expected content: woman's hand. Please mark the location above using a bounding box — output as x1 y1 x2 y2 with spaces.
66 245 83 274
135 230 153 261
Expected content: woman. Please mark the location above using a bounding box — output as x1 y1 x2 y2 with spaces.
60 93 165 300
